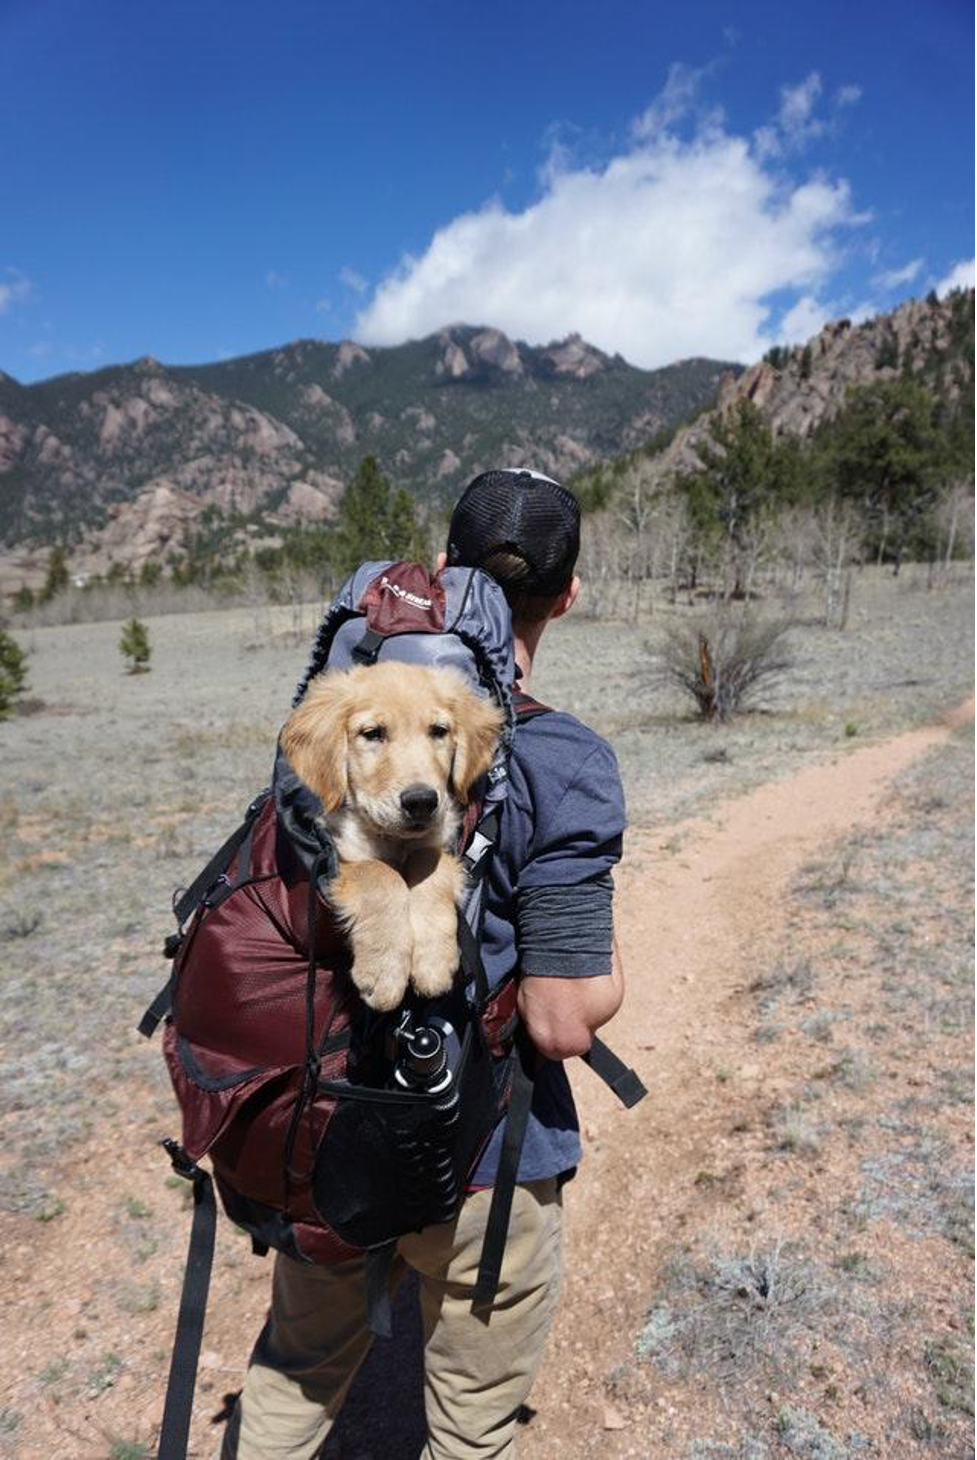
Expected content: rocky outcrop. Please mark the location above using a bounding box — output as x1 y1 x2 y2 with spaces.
80 482 205 574
331 341 371 378
540 333 610 378
469 329 522 374
435 334 470 379
297 385 357 446
626 290 975 491
274 478 340 524
0 415 26 472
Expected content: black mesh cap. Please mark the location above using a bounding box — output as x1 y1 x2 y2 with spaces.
446 468 581 594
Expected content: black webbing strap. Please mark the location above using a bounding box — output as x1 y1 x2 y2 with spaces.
462 805 501 879
471 1045 535 1316
456 913 490 1005
172 791 270 929
351 628 386 665
139 793 271 1040
137 976 175 1040
364 1242 397 1339
156 1142 217 1460
583 1037 647 1109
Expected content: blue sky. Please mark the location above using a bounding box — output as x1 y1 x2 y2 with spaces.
1 0 973 383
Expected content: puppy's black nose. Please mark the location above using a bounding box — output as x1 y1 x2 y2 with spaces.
400 785 439 821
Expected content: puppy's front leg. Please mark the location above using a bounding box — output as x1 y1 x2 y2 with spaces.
328 860 412 1012
403 849 465 999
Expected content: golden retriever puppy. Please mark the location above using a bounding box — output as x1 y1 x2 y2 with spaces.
282 662 503 1010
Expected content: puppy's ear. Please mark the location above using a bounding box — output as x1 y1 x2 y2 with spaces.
450 689 504 802
281 674 350 812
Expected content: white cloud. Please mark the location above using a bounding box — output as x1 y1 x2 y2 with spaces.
873 257 924 290
266 269 289 290
755 73 863 160
936 258 975 296
354 77 864 369
339 266 368 294
632 62 713 142
0 267 32 314
778 294 831 344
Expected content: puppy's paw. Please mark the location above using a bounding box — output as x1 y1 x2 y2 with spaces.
350 956 411 1012
409 938 460 1000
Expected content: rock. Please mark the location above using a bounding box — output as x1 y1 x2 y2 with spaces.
603 1403 628 1430
470 328 523 374
436 341 469 379
332 340 370 378
540 333 610 378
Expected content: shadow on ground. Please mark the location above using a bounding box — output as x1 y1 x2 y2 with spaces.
320 1274 427 1460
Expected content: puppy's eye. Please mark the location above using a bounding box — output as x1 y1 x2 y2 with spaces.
360 726 386 743
429 724 450 739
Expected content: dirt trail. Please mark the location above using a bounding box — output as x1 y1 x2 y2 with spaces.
519 695 974 1456
2 699 971 1459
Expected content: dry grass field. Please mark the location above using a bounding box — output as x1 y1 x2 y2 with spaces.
0 565 973 1459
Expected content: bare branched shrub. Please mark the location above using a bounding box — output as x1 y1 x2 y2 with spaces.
654 610 793 721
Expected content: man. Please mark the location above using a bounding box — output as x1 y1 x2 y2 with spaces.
223 468 626 1459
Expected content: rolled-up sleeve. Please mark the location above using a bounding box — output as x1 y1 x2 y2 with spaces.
515 740 625 977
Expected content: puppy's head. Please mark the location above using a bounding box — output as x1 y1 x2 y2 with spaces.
281 662 503 841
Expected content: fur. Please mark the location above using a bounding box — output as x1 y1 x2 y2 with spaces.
281 662 503 1010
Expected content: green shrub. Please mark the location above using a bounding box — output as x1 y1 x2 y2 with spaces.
0 630 28 719
119 617 151 673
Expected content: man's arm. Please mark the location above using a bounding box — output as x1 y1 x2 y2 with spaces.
517 937 624 1061
511 731 627 1062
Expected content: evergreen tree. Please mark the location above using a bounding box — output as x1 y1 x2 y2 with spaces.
814 377 944 572
678 401 803 592
386 485 422 560
41 545 70 603
12 583 35 613
332 458 426 572
0 629 28 719
334 456 394 575
119 617 152 673
139 560 163 587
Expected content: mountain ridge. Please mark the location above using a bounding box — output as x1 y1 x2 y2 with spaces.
0 326 736 572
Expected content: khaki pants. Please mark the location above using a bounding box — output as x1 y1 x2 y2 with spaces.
221 1179 563 1460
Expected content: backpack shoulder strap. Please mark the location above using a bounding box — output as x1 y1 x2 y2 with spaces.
137 790 271 1040
513 690 551 720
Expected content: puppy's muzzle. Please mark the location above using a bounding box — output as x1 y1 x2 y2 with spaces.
400 784 439 826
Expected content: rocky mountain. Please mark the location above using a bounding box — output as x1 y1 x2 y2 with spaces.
0 328 736 574
573 290 975 499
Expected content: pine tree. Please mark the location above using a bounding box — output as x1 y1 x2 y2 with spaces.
41 546 70 603
119 617 152 673
12 583 35 613
386 486 422 560
0 629 28 719
814 377 943 572
334 456 393 575
681 403 800 549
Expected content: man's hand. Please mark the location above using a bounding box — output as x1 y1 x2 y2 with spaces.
517 942 624 1062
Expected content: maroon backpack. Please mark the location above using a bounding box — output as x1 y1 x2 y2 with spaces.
140 561 645 1459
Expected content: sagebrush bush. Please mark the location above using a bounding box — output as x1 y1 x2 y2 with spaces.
655 611 793 722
